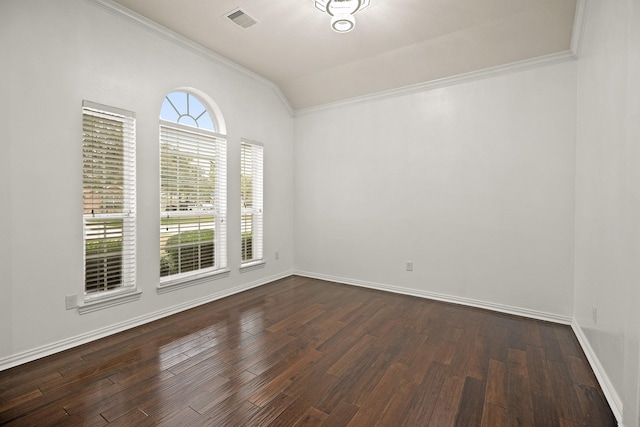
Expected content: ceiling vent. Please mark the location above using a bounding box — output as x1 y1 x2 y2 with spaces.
226 8 258 29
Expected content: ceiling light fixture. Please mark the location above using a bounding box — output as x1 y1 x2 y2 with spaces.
314 0 370 33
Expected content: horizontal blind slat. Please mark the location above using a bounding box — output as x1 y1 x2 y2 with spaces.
83 104 136 295
160 122 226 277
240 141 263 263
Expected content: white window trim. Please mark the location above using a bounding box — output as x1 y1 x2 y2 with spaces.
78 289 142 315
239 260 266 273
81 100 138 309
158 113 228 290
240 139 264 267
157 268 230 294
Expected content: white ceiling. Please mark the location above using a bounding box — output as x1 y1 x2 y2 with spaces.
111 0 577 110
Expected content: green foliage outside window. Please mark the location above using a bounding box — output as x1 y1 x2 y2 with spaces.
160 229 215 276
241 232 253 262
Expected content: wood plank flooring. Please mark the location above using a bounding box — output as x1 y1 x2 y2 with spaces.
0 276 617 426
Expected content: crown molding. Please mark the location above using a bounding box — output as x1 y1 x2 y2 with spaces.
82 0 294 116
295 50 577 116
571 0 589 58
83 0 588 117
296 0 589 116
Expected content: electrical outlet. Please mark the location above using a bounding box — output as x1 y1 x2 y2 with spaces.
275 251 280 260
406 261 413 272
65 295 77 310
592 306 598 324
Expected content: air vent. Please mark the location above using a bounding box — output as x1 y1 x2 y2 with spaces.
226 9 258 29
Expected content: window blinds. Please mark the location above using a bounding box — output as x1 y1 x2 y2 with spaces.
160 123 227 278
241 140 263 264
82 101 136 295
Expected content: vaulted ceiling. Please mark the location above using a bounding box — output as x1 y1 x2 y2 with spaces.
112 0 578 110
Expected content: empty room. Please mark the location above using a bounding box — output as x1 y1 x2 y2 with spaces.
1 0 639 425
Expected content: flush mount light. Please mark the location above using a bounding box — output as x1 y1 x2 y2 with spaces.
314 0 370 33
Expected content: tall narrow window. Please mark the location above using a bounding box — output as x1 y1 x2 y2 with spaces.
82 101 136 296
160 91 227 283
241 140 263 265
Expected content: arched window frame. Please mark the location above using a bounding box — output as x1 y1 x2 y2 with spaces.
159 90 228 289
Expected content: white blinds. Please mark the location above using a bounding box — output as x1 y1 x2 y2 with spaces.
160 123 227 278
241 140 264 264
82 101 136 295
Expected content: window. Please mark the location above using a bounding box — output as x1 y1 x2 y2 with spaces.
241 140 263 265
82 101 136 297
160 91 227 284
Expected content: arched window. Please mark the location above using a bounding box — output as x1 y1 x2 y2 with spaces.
160 91 217 131
159 90 227 285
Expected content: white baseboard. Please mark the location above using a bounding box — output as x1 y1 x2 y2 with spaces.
571 320 624 426
295 270 625 425
0 270 293 372
295 270 572 324
1 269 624 427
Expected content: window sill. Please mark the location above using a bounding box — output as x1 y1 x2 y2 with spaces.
240 261 266 273
157 268 230 294
79 289 142 315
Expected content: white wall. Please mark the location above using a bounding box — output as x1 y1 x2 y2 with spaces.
0 7 13 359
294 62 577 319
0 0 294 365
3 2 638 423
574 0 640 425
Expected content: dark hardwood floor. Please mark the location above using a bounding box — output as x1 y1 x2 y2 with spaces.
0 276 616 426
